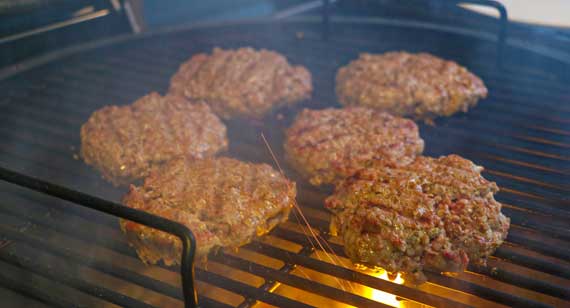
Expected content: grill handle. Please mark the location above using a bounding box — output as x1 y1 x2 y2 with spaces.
453 0 508 67
0 166 199 308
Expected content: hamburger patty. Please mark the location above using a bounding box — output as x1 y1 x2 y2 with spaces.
121 157 296 264
81 92 227 186
284 107 424 185
336 52 488 121
325 155 510 283
169 47 312 119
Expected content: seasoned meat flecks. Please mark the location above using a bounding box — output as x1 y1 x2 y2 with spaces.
336 52 487 120
169 47 312 119
80 92 227 186
121 157 296 264
325 155 510 283
284 107 424 185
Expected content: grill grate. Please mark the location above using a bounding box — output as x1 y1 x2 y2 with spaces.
0 20 569 307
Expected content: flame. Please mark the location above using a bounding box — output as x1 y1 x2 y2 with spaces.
363 269 405 307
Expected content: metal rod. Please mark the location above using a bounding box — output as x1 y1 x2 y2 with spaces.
453 0 508 68
0 10 111 45
0 233 154 308
0 261 78 308
195 269 309 307
0 166 198 308
246 241 471 308
495 246 570 280
212 252 386 308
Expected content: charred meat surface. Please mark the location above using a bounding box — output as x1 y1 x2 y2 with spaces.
80 92 228 186
284 107 424 185
336 52 488 121
169 47 312 119
325 155 510 283
121 157 296 264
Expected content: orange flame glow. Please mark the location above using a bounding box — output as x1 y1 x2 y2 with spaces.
365 269 405 307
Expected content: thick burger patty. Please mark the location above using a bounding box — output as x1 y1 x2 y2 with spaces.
284 107 424 185
336 52 488 121
81 92 227 186
169 47 312 119
325 155 510 283
121 157 296 264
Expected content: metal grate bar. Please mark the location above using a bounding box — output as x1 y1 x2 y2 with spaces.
0 240 247 308
236 245 314 308
2 91 566 209
500 208 570 241
1 110 564 255
424 273 552 308
5 170 567 307
293 204 570 280
0 241 154 307
0 167 200 307
269 225 568 307
497 194 570 220
0 183 465 308
5 116 568 268
7 69 564 189
467 263 570 300
244 241 469 307
0 224 167 308
0 216 187 302
0 286 49 308
211 252 391 308
507 228 570 261
0 260 86 308
0 186 304 307
195 269 313 308
494 246 570 280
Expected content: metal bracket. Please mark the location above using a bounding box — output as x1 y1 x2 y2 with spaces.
0 166 199 308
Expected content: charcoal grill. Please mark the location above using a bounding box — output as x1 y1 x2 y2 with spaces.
0 5 569 308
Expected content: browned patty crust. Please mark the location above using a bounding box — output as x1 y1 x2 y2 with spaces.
325 155 510 283
336 52 488 120
81 92 228 186
121 157 296 264
284 107 424 185
169 47 312 119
